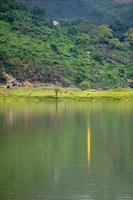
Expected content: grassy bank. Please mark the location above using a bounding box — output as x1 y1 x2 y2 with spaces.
0 85 133 101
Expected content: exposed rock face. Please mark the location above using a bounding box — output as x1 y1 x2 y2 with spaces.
3 72 21 88
4 73 33 88
22 81 32 87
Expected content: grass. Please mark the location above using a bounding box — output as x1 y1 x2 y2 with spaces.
0 85 133 101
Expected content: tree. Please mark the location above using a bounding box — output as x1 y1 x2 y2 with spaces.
79 81 91 90
68 26 77 35
51 44 59 53
53 83 61 99
0 52 6 82
76 34 91 46
108 38 121 49
31 7 46 20
125 28 133 47
97 24 112 43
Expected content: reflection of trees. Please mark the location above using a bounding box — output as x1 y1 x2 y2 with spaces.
0 101 133 199
90 105 133 199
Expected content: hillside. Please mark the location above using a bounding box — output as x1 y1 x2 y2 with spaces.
23 0 133 28
0 0 133 88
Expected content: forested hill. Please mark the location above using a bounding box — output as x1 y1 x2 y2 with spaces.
0 0 133 88
23 0 133 27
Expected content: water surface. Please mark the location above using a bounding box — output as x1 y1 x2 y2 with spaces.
0 100 133 200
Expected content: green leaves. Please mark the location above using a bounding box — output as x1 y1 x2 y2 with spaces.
76 34 91 46
125 28 133 47
0 2 132 88
97 25 113 43
108 38 121 49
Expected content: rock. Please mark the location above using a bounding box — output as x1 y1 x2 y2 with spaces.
22 81 32 87
53 21 60 26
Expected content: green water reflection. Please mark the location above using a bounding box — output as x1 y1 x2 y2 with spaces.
0 100 133 200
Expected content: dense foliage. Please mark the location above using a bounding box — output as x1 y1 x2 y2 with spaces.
24 0 133 28
0 0 133 88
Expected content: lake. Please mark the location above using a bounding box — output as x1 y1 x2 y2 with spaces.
0 100 133 200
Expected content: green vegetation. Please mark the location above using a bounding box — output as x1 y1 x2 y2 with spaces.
0 0 133 89
0 86 133 101
53 83 61 99
79 81 91 90
23 0 133 28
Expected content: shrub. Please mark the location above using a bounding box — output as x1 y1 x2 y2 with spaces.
108 38 121 49
79 81 91 90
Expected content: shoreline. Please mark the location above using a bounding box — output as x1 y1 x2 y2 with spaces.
0 86 133 102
